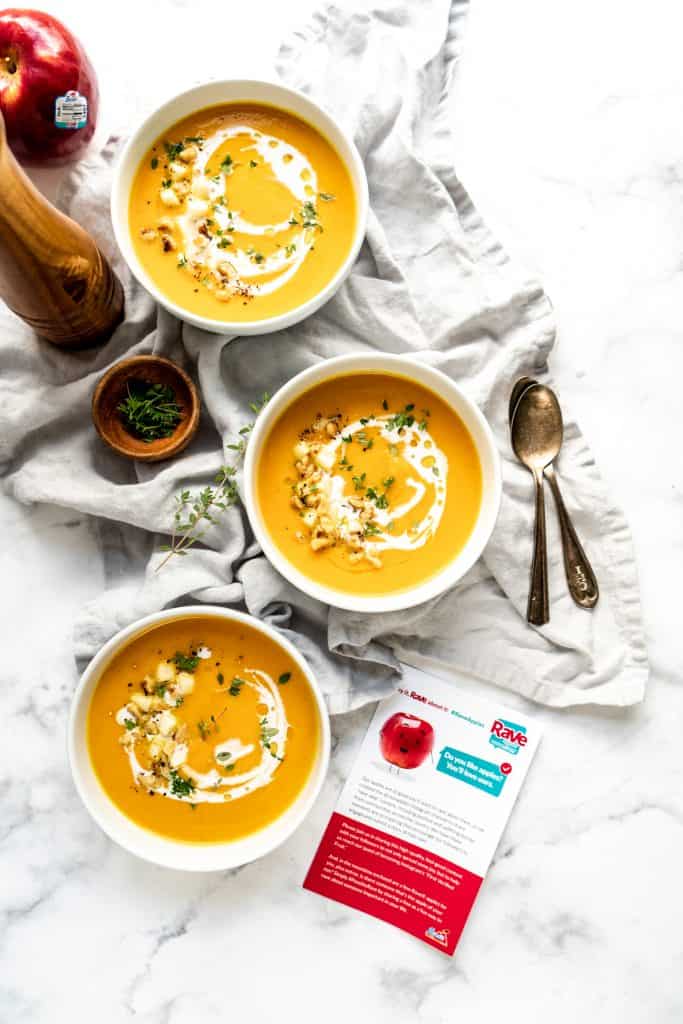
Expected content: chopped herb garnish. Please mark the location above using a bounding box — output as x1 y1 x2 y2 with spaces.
150 156 159 170
386 405 416 432
352 473 366 491
154 683 167 697
229 676 246 696
319 192 336 202
249 159 258 168
217 672 224 684
124 719 136 731
197 719 210 740
117 380 182 443
177 255 187 268
364 523 382 537
418 419 428 431
278 672 291 685
432 465 440 477
173 651 200 672
161 178 172 189
301 200 320 229
342 434 352 444
382 476 395 489
220 153 233 173
216 751 232 763
169 770 195 798
164 140 184 162
382 399 389 410
259 717 279 751
285 243 297 257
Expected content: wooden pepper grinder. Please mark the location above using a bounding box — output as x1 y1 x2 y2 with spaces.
0 110 123 347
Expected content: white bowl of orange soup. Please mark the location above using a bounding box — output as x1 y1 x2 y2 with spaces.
111 79 368 335
244 354 502 613
69 607 330 871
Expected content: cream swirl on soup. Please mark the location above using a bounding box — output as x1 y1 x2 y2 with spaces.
289 411 448 569
118 663 288 805
257 373 483 597
170 126 322 299
130 102 356 322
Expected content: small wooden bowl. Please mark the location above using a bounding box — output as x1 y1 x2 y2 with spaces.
92 355 200 462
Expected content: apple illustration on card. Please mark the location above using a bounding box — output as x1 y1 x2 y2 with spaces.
379 712 435 771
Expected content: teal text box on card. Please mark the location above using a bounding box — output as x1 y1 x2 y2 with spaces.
436 747 506 796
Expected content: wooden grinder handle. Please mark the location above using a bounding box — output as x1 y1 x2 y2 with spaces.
0 110 123 347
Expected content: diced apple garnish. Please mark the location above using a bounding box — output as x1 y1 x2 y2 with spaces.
176 672 195 695
156 661 176 683
148 737 164 759
130 693 154 712
170 743 188 768
315 447 336 471
169 161 189 181
157 710 177 736
160 187 180 207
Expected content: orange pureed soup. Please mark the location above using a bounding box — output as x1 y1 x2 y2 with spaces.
257 372 483 596
87 617 321 843
129 102 356 322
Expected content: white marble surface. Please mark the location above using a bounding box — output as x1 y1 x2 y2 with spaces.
2 1 682 1021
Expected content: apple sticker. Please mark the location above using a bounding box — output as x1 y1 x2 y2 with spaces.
379 712 435 770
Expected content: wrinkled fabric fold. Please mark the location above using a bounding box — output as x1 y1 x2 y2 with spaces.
0 0 648 709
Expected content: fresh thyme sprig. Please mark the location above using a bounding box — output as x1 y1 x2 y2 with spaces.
155 392 270 571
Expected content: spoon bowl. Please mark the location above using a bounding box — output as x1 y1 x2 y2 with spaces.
508 375 537 425
511 384 563 471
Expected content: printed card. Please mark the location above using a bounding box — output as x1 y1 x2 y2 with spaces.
304 665 541 955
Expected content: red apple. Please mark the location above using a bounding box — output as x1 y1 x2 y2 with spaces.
0 9 98 165
379 712 435 770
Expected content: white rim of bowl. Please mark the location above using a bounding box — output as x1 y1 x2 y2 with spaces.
68 605 331 871
244 353 503 614
110 78 369 336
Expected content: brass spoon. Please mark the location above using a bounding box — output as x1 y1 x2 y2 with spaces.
511 384 554 624
510 381 599 620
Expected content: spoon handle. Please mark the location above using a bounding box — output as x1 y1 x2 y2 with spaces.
527 467 550 626
545 465 599 608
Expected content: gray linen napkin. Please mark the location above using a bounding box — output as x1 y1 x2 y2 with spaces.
0 0 648 710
